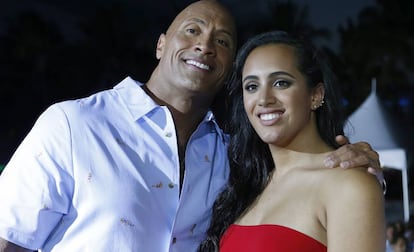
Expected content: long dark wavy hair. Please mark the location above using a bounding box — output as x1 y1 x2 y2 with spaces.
198 30 345 251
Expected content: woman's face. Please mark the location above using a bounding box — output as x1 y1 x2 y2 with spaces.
242 44 322 148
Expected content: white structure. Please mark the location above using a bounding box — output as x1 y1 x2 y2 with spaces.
344 79 410 222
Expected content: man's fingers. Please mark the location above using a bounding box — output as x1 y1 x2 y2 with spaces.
328 138 384 188
335 135 349 146
339 155 369 169
324 144 355 168
367 167 378 176
325 143 378 169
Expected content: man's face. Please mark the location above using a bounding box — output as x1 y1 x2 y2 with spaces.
156 0 237 95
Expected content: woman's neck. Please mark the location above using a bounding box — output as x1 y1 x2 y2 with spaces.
268 141 334 178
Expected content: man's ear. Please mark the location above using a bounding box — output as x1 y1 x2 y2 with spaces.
156 34 166 60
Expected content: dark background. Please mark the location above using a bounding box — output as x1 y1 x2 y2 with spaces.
0 0 413 215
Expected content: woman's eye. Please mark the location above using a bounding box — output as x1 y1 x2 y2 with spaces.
244 83 258 92
273 80 290 88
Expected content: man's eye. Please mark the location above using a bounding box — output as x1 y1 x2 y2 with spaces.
216 39 229 47
186 28 198 34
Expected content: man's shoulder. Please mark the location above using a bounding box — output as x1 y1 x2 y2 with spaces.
53 77 140 112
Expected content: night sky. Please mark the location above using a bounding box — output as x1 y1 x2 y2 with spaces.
0 0 375 48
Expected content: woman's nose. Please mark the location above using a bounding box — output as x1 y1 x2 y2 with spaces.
258 88 276 106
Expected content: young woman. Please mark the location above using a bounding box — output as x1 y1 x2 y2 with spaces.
199 31 386 251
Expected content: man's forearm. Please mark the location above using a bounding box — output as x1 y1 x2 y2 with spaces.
0 239 34 252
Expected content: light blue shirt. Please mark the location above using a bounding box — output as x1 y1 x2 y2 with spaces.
0 77 230 251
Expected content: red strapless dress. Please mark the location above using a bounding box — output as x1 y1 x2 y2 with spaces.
220 224 327 252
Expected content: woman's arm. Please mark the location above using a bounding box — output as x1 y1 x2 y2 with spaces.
325 168 386 252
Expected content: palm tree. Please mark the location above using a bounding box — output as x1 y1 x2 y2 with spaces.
335 0 414 116
237 0 331 46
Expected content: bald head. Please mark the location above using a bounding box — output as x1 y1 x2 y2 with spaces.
149 0 238 104
167 0 237 45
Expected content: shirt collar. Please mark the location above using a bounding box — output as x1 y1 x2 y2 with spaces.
204 111 228 143
114 77 221 129
114 76 159 121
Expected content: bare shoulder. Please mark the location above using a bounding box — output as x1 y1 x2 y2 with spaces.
319 167 386 251
321 167 384 203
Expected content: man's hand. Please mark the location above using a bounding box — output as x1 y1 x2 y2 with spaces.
324 135 386 193
324 135 381 175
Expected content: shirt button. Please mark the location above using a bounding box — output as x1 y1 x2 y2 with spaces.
172 237 177 244
165 132 172 137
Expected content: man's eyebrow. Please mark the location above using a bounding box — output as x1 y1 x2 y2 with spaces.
187 18 235 39
187 18 206 25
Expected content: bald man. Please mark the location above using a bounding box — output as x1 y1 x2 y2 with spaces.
0 1 381 251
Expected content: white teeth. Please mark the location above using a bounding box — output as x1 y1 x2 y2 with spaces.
260 113 280 121
186 60 210 70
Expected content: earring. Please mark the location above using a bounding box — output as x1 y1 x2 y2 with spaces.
313 99 324 110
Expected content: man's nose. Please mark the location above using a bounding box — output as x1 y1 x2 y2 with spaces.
195 36 216 56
